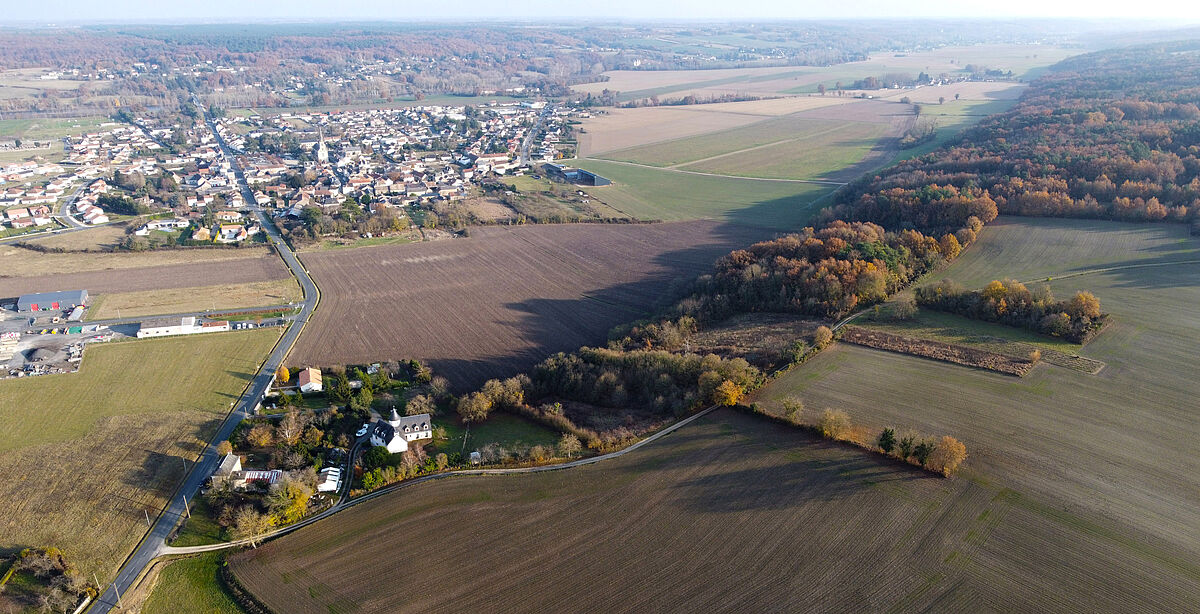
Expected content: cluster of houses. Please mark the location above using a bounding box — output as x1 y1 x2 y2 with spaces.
73 179 113 225
2 205 54 230
220 102 574 214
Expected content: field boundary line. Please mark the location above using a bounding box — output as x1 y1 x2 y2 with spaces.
1020 258 1200 284
162 404 722 556
578 157 848 186
665 122 853 169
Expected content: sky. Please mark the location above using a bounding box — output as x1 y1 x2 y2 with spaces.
4 0 1199 23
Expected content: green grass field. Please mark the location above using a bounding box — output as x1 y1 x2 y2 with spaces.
142 553 245 614
434 412 562 457
596 115 889 182
598 116 852 167
678 121 887 180
0 116 109 141
753 216 1200 589
0 329 281 578
574 159 834 229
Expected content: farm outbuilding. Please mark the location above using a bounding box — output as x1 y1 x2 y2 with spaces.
16 290 88 313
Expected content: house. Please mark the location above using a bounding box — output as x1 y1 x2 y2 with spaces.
215 224 248 243
368 410 432 454
230 469 282 490
298 367 323 393
192 226 211 241
17 290 88 313
215 210 243 222
210 453 242 488
316 467 341 493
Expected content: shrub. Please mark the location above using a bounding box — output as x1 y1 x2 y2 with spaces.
813 326 834 348
781 397 805 425
558 433 582 458
818 409 851 439
928 436 968 476
912 441 935 466
877 428 896 454
713 380 743 406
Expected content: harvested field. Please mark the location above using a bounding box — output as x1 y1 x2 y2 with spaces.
289 221 771 390
840 325 1032 376
0 244 277 277
86 279 302 320
600 115 873 168
0 252 291 298
231 408 1200 613
0 329 281 578
687 312 819 371
22 223 133 251
577 97 851 157
874 81 1027 104
755 217 1200 568
573 160 833 228
576 46 1073 104
571 65 801 97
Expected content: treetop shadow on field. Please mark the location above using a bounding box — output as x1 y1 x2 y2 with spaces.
121 449 189 504
424 215 788 391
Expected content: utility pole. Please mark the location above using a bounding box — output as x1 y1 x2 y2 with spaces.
144 509 151 527
183 494 191 519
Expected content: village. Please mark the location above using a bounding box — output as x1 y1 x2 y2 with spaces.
1 98 579 245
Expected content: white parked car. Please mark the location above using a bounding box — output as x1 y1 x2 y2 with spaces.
355 424 369 437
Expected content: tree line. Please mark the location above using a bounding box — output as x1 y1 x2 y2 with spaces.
915 279 1106 343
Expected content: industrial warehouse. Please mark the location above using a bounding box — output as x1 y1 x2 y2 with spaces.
136 316 231 338
15 290 89 313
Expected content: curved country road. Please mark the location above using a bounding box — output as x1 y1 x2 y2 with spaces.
88 104 321 614
163 404 721 556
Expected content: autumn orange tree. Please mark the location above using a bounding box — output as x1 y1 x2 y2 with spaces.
927 436 968 476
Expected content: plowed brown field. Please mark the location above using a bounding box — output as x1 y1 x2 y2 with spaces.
288 221 769 389
231 409 1200 614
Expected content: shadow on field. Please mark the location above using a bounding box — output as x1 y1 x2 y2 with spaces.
123 449 188 500
425 217 790 392
671 447 927 513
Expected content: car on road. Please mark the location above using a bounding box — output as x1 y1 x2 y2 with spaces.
356 424 370 437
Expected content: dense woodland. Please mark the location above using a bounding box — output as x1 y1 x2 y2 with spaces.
831 41 1200 234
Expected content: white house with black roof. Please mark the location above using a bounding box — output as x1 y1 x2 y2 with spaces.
368 409 433 453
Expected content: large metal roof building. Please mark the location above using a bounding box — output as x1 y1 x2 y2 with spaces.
16 290 88 313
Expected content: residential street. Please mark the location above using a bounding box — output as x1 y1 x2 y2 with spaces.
88 104 321 614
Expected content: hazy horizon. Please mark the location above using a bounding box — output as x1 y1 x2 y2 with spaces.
4 0 1199 25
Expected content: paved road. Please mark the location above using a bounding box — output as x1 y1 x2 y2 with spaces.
519 104 554 166
89 105 321 614
57 182 88 228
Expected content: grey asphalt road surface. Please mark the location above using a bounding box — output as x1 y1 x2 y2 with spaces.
88 105 320 614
